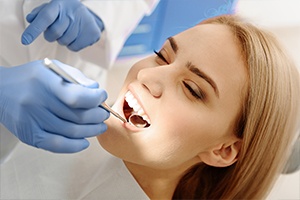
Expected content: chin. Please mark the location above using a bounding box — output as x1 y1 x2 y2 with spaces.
96 115 129 158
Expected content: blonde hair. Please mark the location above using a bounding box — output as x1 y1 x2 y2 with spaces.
173 15 300 199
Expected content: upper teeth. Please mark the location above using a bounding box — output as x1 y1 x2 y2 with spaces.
125 91 151 124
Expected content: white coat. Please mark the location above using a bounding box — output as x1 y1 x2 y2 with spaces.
0 137 150 199
0 0 159 164
0 0 159 83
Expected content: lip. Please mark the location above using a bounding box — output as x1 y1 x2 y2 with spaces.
123 121 145 131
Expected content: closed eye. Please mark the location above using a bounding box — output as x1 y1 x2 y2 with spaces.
183 81 205 100
154 50 169 64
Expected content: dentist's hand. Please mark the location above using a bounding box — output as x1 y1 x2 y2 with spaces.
0 60 109 153
21 0 104 51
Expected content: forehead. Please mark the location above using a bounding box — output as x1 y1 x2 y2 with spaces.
174 24 236 50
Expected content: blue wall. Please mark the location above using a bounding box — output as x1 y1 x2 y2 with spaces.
118 0 237 57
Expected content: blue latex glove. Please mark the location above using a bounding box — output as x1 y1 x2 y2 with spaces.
0 60 109 153
21 0 104 51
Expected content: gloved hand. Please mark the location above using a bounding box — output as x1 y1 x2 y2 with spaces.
21 0 104 51
0 60 109 153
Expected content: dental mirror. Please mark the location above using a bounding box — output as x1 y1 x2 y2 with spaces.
128 114 150 128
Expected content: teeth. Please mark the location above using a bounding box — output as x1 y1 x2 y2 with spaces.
125 91 151 124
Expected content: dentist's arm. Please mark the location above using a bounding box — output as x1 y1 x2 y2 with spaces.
21 0 160 68
0 60 109 153
21 0 104 51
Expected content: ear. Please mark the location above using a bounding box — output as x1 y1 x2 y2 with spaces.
198 140 242 167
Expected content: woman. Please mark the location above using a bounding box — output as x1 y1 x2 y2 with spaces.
98 15 300 199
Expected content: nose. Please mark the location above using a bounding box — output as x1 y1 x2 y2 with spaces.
137 66 165 98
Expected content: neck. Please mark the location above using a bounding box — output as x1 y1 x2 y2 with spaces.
123 161 194 200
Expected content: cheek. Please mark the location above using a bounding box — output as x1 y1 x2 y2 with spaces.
139 109 218 167
161 109 225 151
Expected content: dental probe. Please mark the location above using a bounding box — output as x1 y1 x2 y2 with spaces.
43 58 127 123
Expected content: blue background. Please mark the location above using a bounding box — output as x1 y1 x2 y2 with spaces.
118 0 238 57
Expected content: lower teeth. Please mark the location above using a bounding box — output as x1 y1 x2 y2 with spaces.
128 114 150 128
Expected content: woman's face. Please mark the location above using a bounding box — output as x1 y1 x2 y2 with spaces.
98 24 247 170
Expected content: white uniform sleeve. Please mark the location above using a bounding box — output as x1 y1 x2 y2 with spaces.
81 0 159 69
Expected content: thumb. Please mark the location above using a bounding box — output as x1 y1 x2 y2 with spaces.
35 132 90 153
52 60 99 88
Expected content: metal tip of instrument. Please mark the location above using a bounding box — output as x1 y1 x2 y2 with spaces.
100 103 127 123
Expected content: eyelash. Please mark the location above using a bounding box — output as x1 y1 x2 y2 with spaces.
153 50 204 100
154 50 169 64
183 81 205 100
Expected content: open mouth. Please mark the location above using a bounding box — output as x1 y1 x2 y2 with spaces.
123 91 151 128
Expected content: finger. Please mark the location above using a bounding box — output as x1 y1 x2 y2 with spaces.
53 83 107 109
21 3 59 45
26 4 47 23
49 99 110 124
51 60 98 88
57 19 80 47
34 131 90 153
68 23 101 52
88 9 105 31
39 111 108 138
44 15 70 42
86 82 99 89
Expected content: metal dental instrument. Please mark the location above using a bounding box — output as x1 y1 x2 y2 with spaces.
128 114 149 128
43 58 127 123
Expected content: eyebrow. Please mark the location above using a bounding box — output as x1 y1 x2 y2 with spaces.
168 37 220 98
187 62 219 98
168 37 178 53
